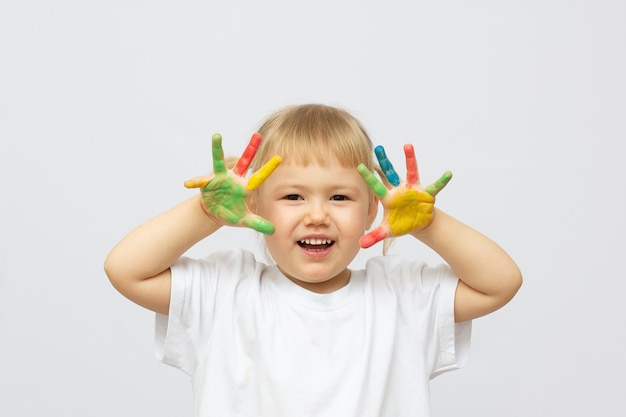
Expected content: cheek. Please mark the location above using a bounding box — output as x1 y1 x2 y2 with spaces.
339 209 371 237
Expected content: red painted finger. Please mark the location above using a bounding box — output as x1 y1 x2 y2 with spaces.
359 226 388 249
404 144 419 187
233 133 262 176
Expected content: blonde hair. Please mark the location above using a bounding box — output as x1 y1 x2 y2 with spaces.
250 104 376 172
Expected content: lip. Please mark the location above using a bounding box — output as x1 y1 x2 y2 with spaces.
298 244 334 259
296 235 336 259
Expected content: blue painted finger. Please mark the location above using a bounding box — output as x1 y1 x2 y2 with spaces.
375 145 401 186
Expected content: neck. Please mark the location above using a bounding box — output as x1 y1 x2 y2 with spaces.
279 268 351 294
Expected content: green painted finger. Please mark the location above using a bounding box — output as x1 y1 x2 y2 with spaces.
358 163 388 199
211 133 227 174
242 215 276 235
425 170 453 196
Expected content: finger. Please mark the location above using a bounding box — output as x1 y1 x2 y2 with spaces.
357 163 388 199
184 177 210 189
404 144 419 187
246 155 282 191
211 133 227 175
233 133 262 176
425 170 453 196
242 214 276 235
359 226 388 249
375 145 401 186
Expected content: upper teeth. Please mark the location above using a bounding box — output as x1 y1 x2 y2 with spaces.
300 239 333 245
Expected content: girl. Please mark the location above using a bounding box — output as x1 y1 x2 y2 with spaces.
105 104 521 416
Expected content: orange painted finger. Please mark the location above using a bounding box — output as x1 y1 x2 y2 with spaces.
233 133 262 176
404 144 419 187
359 226 388 249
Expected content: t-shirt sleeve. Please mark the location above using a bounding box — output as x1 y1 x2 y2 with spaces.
369 256 471 379
155 249 259 375
426 264 471 378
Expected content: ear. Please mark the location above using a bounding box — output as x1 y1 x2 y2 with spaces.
366 196 379 229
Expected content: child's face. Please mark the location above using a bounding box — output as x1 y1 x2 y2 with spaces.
255 158 377 293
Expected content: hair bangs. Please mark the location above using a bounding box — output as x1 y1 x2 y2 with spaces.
251 104 375 171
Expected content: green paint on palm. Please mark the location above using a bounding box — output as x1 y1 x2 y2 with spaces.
202 175 248 224
191 132 278 235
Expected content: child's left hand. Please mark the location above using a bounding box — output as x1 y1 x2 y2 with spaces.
357 144 452 248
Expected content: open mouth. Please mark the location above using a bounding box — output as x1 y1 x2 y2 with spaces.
297 239 335 251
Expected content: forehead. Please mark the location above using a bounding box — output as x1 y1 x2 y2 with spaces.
259 159 370 191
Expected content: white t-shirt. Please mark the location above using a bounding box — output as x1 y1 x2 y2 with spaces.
156 249 471 417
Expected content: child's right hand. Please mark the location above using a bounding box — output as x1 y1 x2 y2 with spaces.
184 133 282 235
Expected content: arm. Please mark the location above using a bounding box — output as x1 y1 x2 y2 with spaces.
104 196 220 315
358 144 522 322
411 209 522 322
104 133 281 315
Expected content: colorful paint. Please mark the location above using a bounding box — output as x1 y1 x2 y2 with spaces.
358 144 452 248
403 144 418 187
247 155 282 191
425 170 453 197
185 133 280 235
233 133 262 176
357 163 388 199
375 146 400 186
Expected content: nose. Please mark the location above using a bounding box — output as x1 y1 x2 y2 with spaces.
304 201 330 226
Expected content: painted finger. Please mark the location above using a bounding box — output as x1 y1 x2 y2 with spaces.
425 170 453 196
359 226 389 249
357 163 388 199
242 214 276 235
375 145 401 186
211 133 227 175
184 176 210 189
246 155 282 191
404 144 419 187
233 133 262 176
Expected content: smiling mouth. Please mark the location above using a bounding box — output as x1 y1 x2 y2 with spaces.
298 239 335 251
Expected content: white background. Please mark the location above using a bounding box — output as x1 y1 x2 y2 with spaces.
1 1 625 416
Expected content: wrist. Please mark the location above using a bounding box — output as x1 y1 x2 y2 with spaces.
194 195 225 229
410 207 440 241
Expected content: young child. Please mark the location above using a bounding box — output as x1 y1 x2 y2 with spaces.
105 104 522 417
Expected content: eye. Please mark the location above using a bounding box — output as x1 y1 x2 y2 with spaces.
284 194 303 201
330 195 349 201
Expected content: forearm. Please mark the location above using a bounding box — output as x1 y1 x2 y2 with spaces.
411 208 522 320
105 195 221 283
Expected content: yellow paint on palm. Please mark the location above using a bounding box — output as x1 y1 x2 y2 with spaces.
246 155 282 191
387 188 435 235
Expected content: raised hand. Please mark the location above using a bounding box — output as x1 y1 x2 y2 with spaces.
357 144 452 248
184 133 282 235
